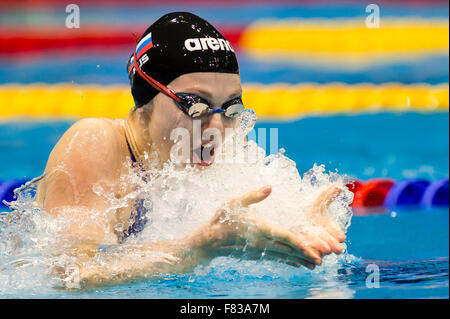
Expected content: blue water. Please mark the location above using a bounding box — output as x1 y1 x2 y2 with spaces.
0 113 448 298
1 210 447 299
101 208 448 299
1 113 448 181
1 53 448 85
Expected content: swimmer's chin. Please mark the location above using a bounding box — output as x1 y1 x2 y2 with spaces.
191 158 215 168
197 162 213 167
195 157 215 167
168 148 216 168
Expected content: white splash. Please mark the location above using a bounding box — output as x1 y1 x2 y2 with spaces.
0 116 355 296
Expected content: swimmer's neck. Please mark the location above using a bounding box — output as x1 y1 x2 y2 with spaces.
123 110 160 167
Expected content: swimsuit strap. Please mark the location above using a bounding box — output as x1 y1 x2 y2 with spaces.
125 136 137 163
119 135 148 242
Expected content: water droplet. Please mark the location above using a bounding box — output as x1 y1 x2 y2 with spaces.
234 109 256 137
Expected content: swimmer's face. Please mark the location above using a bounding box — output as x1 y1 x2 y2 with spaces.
147 72 242 166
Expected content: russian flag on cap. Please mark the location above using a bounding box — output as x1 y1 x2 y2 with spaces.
135 32 153 59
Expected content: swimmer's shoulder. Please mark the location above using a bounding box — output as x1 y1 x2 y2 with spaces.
37 118 129 212
45 117 127 175
65 117 120 137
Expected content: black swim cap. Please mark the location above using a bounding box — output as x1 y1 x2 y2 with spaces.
127 12 240 108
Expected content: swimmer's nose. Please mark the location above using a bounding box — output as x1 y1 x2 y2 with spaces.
202 113 224 135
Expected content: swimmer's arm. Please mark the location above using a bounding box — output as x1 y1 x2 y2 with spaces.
37 119 127 250
51 184 342 288
72 186 328 288
68 236 211 288
60 186 348 288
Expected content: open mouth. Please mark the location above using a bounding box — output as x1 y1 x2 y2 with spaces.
193 143 216 166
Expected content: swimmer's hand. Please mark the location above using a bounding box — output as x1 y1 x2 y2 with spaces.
186 185 336 269
50 185 345 288
289 184 346 260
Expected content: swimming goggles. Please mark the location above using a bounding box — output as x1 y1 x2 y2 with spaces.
132 53 244 119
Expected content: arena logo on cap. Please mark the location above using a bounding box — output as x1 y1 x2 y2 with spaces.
184 37 234 52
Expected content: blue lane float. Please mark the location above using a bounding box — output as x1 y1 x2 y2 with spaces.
420 178 449 209
384 179 431 208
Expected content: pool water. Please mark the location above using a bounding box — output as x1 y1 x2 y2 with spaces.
3 209 446 299
0 112 448 298
1 112 448 181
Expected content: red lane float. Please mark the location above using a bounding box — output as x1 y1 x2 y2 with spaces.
345 180 363 207
345 179 363 194
0 26 244 56
350 179 395 208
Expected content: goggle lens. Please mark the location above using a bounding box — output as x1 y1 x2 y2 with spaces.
188 102 210 118
224 103 244 118
176 93 244 119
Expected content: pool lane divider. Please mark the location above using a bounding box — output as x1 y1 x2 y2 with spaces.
0 26 244 56
1 18 447 64
420 178 450 208
384 179 431 207
1 178 448 211
240 19 449 66
0 83 448 120
350 179 395 208
346 178 449 213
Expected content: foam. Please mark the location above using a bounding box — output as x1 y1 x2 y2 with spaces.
0 111 354 294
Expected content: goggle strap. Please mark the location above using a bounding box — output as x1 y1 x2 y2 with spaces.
132 53 182 103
